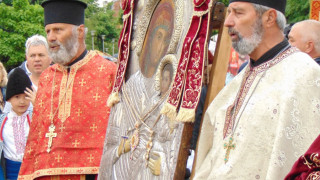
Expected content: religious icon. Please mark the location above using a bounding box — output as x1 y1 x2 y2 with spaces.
139 0 174 78
160 63 173 97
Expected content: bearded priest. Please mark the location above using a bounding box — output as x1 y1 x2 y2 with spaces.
193 0 320 179
18 0 117 179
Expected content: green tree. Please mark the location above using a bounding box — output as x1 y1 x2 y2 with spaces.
286 0 309 23
218 0 310 23
85 2 122 55
0 0 45 70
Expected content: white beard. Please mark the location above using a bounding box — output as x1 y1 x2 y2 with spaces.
230 18 263 55
49 30 79 65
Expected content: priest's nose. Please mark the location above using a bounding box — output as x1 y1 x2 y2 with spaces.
47 31 57 42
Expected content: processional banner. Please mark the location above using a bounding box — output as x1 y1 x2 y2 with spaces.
310 0 320 21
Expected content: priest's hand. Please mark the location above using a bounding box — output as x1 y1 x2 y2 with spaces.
147 152 161 176
25 86 37 105
117 137 131 156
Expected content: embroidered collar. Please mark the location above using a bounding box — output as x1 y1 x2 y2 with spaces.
314 57 320 65
64 49 88 72
250 39 290 67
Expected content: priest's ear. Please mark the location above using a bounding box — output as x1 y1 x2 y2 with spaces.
263 9 277 28
77 24 86 42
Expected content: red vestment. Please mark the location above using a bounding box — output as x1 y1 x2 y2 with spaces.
18 51 117 180
285 135 320 180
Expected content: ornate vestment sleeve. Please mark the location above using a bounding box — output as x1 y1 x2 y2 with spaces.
161 0 213 122
107 0 135 107
285 135 320 180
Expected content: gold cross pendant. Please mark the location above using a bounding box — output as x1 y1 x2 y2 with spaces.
46 124 57 153
224 136 235 163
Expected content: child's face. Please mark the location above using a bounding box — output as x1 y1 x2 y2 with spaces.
161 70 171 94
8 93 30 116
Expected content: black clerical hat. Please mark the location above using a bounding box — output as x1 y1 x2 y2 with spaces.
229 0 286 14
42 0 87 26
6 68 32 101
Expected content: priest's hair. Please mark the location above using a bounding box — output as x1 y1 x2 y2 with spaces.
25 34 49 55
253 4 286 31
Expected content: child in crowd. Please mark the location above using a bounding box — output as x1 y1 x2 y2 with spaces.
0 68 32 180
0 62 8 114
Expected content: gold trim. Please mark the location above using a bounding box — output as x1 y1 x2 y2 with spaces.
18 167 99 180
193 0 206 7
154 54 178 92
56 51 97 123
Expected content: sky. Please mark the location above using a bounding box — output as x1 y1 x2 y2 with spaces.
96 0 113 7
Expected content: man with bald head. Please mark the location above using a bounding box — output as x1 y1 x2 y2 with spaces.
193 0 320 179
288 19 320 65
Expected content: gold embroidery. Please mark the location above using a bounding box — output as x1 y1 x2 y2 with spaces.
310 153 320 167
72 140 80 147
90 124 98 132
27 147 33 155
93 93 101 101
59 124 65 132
79 79 86 87
76 109 82 117
55 154 63 163
98 65 106 72
87 154 94 163
18 167 99 180
39 100 44 108
303 155 314 169
306 171 320 180
57 51 97 123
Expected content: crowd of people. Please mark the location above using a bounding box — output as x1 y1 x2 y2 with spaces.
0 0 320 179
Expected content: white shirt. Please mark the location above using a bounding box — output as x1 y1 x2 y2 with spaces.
3 110 30 162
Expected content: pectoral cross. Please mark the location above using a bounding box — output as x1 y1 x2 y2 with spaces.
46 124 57 153
224 136 235 163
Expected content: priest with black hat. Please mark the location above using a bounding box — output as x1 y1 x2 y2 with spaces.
18 0 117 179
193 0 320 179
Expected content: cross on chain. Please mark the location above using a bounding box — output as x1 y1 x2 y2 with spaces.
224 136 235 163
46 124 57 153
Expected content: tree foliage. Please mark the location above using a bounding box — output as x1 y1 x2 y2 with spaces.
84 1 122 55
286 0 309 23
218 0 310 24
0 0 45 70
0 0 122 70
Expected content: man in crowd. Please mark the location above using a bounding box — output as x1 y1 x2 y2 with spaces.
4 34 51 112
288 19 320 65
24 34 52 89
193 0 320 179
18 0 117 179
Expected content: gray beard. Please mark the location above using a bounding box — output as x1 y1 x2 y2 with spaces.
49 32 79 65
230 18 263 55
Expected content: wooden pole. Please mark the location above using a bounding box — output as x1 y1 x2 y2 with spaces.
190 6 232 179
